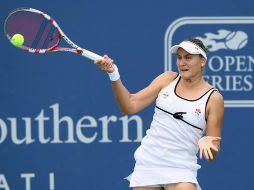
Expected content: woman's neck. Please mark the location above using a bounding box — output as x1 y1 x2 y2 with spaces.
180 75 206 89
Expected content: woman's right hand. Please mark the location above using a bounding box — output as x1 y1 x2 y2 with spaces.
94 54 115 73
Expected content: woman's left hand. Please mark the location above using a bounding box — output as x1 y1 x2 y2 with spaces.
198 136 221 161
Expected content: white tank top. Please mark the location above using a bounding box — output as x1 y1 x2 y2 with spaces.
134 75 216 171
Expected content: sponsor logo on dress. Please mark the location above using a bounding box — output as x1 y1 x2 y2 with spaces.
162 91 170 98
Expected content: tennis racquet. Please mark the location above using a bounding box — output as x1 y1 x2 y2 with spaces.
4 7 103 61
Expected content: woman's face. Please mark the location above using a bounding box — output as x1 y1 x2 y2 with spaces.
176 48 205 79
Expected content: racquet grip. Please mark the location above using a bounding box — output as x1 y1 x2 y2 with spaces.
81 49 103 61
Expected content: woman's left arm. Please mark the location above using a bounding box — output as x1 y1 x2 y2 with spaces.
199 91 224 161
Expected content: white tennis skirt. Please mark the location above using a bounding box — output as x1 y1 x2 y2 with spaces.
125 166 202 190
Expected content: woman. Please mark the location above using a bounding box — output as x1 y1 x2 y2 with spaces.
95 38 224 190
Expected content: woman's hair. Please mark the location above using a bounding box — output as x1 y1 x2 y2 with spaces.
187 38 208 53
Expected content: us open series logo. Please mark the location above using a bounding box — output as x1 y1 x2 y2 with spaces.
165 17 254 108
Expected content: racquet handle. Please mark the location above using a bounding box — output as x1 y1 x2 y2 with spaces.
81 49 103 61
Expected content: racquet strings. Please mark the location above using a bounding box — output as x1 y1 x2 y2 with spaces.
4 10 59 50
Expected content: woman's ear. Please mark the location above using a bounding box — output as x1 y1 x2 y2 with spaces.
201 57 206 67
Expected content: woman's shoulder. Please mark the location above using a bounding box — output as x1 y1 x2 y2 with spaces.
159 71 178 88
156 71 178 81
209 90 224 103
207 88 224 111
205 82 223 99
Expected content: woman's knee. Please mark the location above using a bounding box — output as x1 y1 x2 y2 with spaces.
133 186 163 190
165 183 197 190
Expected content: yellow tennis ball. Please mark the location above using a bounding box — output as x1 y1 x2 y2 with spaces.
11 33 24 47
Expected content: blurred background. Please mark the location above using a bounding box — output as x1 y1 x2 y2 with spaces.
0 0 253 190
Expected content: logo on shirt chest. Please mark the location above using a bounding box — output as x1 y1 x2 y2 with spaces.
193 108 202 119
162 91 169 98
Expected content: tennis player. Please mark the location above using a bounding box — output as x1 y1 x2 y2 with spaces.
95 38 224 190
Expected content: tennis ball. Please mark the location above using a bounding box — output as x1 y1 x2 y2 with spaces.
11 33 24 47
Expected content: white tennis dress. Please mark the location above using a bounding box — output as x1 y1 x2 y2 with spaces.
126 75 216 189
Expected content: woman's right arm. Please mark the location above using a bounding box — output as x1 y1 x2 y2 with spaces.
95 55 177 114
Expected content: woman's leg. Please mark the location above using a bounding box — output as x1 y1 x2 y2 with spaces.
133 186 164 190
164 183 197 190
